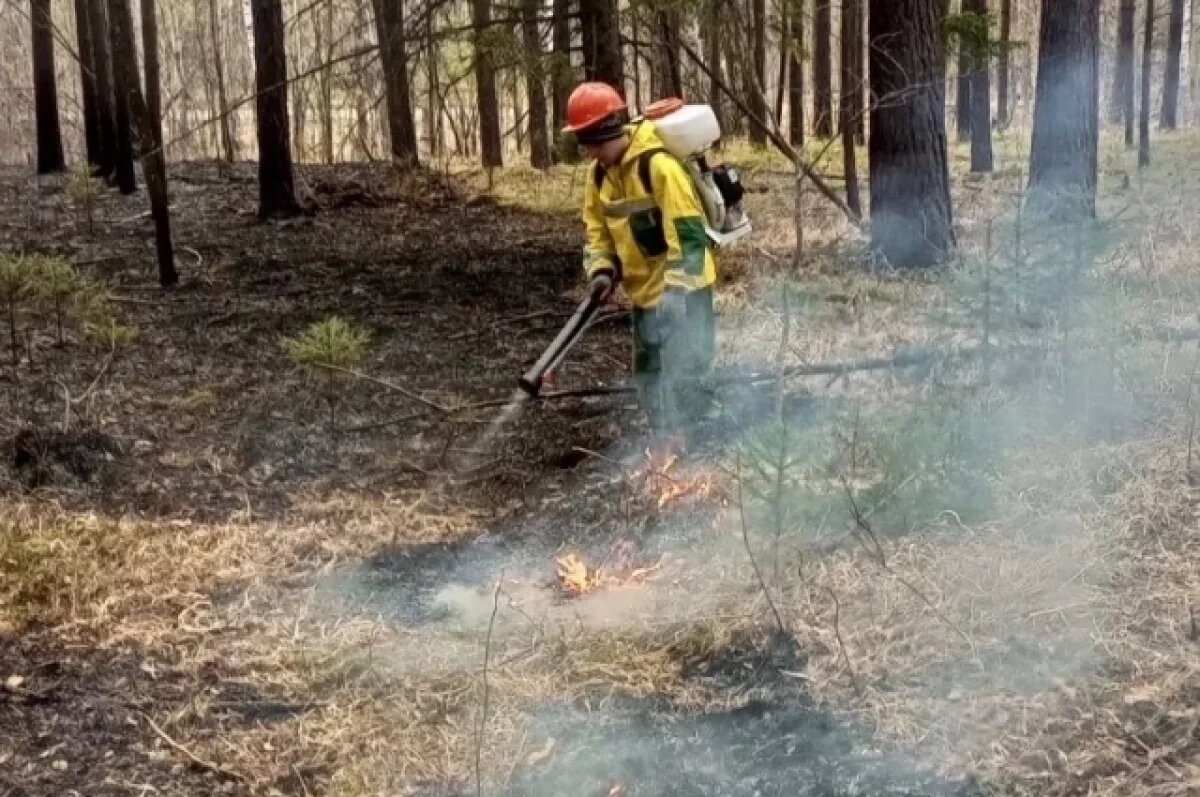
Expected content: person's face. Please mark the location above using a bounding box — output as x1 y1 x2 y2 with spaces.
584 136 629 168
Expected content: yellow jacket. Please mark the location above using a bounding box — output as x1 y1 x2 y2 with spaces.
581 121 718 309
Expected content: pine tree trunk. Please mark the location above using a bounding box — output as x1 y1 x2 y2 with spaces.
840 0 861 215
374 0 420 164
748 0 769 145
31 0 66 173
426 10 442 159
775 5 789 125
651 6 682 98
1027 0 1099 218
965 0 992 171
813 0 833 137
1162 0 1186 128
209 0 236 161
523 0 551 168
551 0 572 131
579 0 623 89
788 0 804 145
868 0 954 267
956 25 971 140
848 0 865 143
108 0 137 192
472 0 503 167
703 0 725 133
1139 0 1154 167
88 0 118 178
318 1 334 164
140 0 163 148
250 0 300 217
108 0 177 285
1123 0 1135 146
74 0 103 167
1112 0 1135 126
997 0 1012 127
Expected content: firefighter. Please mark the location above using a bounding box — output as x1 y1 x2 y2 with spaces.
563 81 720 451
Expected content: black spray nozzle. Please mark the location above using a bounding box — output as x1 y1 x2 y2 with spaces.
518 281 609 398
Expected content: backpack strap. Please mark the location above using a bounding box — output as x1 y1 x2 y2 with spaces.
637 147 669 196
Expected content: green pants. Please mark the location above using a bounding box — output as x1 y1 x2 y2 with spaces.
633 287 717 437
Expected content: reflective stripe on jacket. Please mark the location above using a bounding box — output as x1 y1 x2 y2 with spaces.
581 121 718 309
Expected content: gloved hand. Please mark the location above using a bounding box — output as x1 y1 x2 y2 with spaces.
589 269 615 301
657 286 688 330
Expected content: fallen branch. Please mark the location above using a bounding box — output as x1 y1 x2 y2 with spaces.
315 363 451 413
141 712 247 782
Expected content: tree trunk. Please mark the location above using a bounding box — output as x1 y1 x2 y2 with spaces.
868 0 955 268
374 0 421 164
108 0 177 285
813 0 833 137
788 0 804 145
74 0 103 168
775 4 789 125
579 0 623 90
523 0 551 168
140 0 163 148
997 0 1012 127
209 0 236 161
472 0 503 167
426 9 442 159
654 6 683 98
551 0 573 137
703 0 725 134
1162 0 1186 128
840 0 861 215
1027 0 1099 219
965 0 992 171
847 0 865 143
1123 0 1136 146
31 0 66 173
88 0 118 178
1139 0 1154 167
317 1 334 164
108 0 137 192
250 0 300 217
956 21 971 140
1111 0 1135 126
746 0 768 145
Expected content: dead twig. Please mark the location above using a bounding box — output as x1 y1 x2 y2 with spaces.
476 576 504 797
822 584 863 697
315 363 451 413
737 450 788 634
140 712 247 783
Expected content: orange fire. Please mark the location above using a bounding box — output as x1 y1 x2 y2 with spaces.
555 546 663 597
632 448 721 509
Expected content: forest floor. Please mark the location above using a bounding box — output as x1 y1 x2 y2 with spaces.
0 130 1198 797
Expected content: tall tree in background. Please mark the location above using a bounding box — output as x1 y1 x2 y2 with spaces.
551 0 573 136
1139 0 1154 167
955 17 972 140
868 0 955 267
472 0 503 168
374 0 420 164
250 0 300 217
788 0 804 145
87 0 118 178
846 0 865 143
207 0 235 161
1122 0 1135 146
1161 0 1186 128
1027 0 1099 218
580 0 623 89
964 0 993 171
140 0 163 148
523 0 551 168
108 0 137 192
649 2 683 98
813 0 833 136
1111 0 1135 127
107 0 177 285
31 0 66 173
996 0 1012 127
748 0 769 145
74 0 102 168
840 0 861 215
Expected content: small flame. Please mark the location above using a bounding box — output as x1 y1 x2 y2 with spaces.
632 447 721 509
555 546 663 597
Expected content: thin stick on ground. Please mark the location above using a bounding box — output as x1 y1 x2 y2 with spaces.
141 712 247 783
315 362 451 413
822 584 863 697
737 449 787 634
476 575 504 797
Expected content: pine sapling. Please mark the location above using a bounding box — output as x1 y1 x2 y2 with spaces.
283 316 371 434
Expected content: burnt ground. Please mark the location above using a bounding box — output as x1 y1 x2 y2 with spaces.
7 158 1173 796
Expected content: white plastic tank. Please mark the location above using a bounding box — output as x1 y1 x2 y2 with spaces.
652 104 721 158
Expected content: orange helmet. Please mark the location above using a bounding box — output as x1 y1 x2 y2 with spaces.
563 81 627 137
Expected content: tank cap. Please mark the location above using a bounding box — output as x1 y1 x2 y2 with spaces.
643 97 684 120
